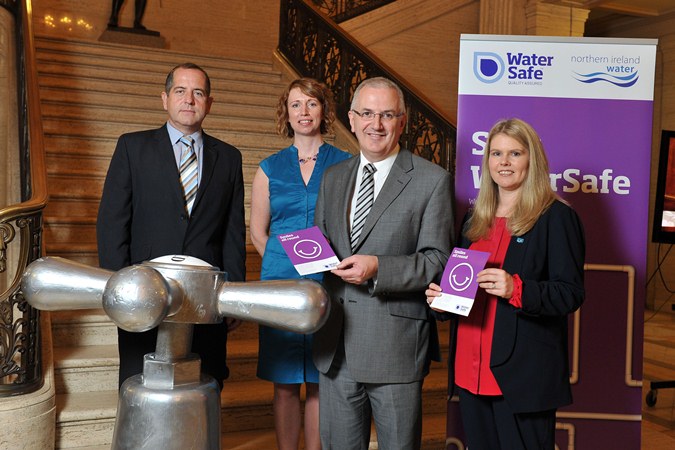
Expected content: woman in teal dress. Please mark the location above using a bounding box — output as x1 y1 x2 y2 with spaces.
250 78 351 450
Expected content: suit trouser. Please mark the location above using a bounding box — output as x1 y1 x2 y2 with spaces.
318 342 423 450
457 387 556 450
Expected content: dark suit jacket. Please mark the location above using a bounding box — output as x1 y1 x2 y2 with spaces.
96 124 246 385
313 149 454 383
448 200 585 413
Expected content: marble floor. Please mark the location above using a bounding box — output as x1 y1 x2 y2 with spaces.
642 307 675 448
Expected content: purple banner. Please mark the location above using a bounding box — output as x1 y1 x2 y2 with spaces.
452 35 657 450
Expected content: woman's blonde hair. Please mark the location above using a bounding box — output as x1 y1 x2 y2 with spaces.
465 118 560 241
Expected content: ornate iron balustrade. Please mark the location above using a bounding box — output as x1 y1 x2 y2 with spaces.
279 0 456 172
0 0 47 396
310 0 396 23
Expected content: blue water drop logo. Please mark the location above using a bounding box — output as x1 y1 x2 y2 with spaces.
473 52 505 84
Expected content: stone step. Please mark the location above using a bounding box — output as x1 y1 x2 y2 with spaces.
51 315 448 445
42 173 260 210
40 98 277 125
55 390 117 448
51 310 118 348
46 149 262 177
43 247 261 283
54 345 119 395
44 217 258 250
42 133 275 162
54 365 449 442
37 70 286 99
38 83 279 111
45 153 112 178
50 310 259 347
54 338 261 395
44 153 260 185
43 168 257 212
44 219 97 249
35 57 282 88
55 392 448 449
39 256 263 287
43 220 259 256
33 36 281 87
36 36 277 76
41 118 288 152
42 110 276 140
45 198 100 219
45 252 98 268
44 210 256 245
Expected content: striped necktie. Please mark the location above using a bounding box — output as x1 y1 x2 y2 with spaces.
351 163 376 251
179 135 198 215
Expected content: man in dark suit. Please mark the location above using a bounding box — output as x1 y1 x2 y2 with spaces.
313 77 454 449
96 62 246 389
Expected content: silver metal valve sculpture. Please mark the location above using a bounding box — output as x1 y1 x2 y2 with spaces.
21 255 330 450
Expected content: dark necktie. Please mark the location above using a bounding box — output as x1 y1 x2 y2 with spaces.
351 163 376 251
179 135 198 215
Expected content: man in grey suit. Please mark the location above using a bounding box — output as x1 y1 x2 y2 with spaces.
313 77 454 449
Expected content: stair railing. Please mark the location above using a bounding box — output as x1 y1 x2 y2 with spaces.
0 0 48 396
310 0 396 23
278 0 456 172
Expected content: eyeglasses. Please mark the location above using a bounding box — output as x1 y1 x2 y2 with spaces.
350 110 404 122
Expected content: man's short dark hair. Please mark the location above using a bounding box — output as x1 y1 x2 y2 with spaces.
165 63 211 96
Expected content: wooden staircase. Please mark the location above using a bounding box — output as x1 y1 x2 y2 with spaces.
35 35 450 449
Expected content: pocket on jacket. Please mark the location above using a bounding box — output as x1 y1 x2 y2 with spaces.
387 298 428 320
518 316 560 347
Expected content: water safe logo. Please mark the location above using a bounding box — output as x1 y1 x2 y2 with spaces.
473 52 505 83
571 55 640 88
473 50 553 84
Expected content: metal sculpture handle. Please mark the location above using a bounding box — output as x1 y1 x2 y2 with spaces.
21 256 330 334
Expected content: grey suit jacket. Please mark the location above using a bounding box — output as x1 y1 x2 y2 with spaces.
313 149 454 383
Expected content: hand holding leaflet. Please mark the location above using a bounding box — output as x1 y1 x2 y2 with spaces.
277 226 340 276
432 247 490 316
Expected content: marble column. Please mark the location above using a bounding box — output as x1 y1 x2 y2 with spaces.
480 0 521 34
479 0 589 36
525 0 590 37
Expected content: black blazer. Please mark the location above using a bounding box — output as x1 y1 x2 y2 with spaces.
96 124 246 384
97 125 246 278
447 200 585 413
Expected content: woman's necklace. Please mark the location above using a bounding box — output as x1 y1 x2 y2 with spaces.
298 152 318 165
